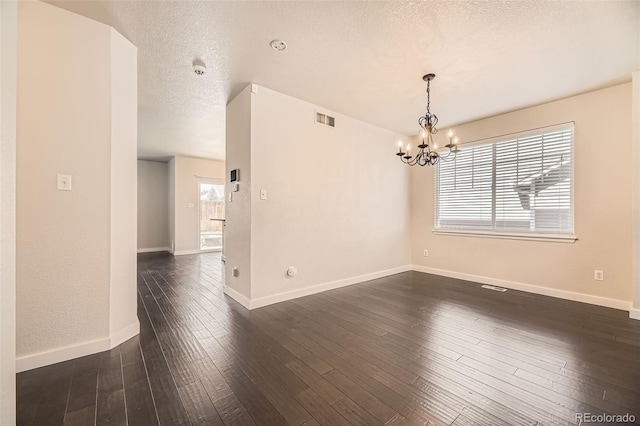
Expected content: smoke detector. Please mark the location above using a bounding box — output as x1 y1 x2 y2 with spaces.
270 40 287 51
193 59 206 75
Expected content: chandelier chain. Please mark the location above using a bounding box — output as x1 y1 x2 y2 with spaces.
426 80 431 115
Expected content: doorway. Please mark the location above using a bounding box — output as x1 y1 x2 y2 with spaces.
199 182 225 251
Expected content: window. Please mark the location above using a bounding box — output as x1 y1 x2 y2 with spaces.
434 123 574 239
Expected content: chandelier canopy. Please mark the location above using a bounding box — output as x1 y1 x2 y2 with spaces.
396 73 458 166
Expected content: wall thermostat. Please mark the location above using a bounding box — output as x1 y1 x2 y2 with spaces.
230 169 239 182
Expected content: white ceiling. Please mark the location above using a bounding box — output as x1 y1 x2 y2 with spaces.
47 0 640 161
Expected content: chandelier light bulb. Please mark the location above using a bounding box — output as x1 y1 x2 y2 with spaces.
406 144 411 152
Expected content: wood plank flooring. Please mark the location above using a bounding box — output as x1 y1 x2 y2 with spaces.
17 252 640 425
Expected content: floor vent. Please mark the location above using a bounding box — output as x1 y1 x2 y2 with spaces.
315 111 335 127
481 284 507 292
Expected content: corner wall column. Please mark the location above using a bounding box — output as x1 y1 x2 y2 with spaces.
631 70 640 320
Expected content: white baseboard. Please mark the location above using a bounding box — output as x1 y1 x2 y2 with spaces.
224 265 412 310
630 308 640 320
223 285 251 309
137 247 171 253
412 265 631 312
173 249 201 256
110 320 140 348
16 319 140 373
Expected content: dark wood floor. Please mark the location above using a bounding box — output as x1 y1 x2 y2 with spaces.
17 252 640 425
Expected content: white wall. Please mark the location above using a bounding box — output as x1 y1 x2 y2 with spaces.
225 86 253 300
632 72 640 319
137 160 170 252
225 84 411 308
109 29 138 341
0 0 17 423
16 1 138 371
168 157 176 252
172 156 225 255
411 83 633 309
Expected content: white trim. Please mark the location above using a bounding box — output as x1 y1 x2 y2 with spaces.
137 247 171 253
224 266 412 310
109 320 140 348
16 320 140 373
432 229 577 243
411 265 631 311
630 308 640 321
17 338 109 373
249 265 411 309
199 248 222 253
223 285 251 309
173 249 201 256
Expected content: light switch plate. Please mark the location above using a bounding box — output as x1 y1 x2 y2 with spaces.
260 189 267 200
57 174 72 191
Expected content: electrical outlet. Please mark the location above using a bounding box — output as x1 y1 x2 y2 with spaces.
594 270 604 281
423 250 429 257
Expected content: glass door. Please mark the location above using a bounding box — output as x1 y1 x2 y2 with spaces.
199 182 225 251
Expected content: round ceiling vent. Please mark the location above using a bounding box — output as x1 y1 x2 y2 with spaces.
269 40 287 51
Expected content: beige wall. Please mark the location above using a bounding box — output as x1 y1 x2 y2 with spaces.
173 156 225 254
225 86 252 299
225 84 411 306
137 160 169 251
411 83 632 305
17 1 138 370
0 0 17 422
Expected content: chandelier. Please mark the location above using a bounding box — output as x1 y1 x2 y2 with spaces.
396 73 458 166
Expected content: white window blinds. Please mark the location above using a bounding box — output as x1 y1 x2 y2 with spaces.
434 123 574 236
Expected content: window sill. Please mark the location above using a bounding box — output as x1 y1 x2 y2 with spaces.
432 229 578 243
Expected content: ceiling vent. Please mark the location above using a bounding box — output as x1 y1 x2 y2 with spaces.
315 111 335 128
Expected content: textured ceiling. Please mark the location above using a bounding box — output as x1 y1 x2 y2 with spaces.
47 0 640 161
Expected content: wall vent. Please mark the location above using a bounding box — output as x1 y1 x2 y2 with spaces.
315 111 335 128
481 284 507 292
